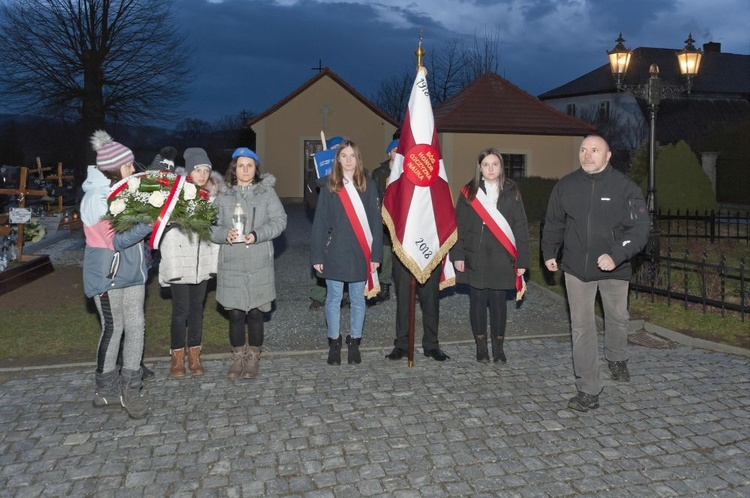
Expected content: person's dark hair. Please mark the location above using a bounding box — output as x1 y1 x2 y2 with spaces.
101 168 127 183
225 156 262 186
327 139 367 193
463 147 518 201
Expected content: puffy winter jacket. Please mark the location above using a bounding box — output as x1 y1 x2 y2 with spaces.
158 226 218 287
210 175 287 311
542 165 649 282
80 166 153 297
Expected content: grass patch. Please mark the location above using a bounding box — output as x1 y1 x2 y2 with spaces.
0 276 235 365
527 220 750 349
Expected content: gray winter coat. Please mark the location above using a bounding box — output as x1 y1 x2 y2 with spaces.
210 175 287 311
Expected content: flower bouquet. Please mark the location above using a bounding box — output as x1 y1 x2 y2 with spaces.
10 217 46 243
105 171 217 249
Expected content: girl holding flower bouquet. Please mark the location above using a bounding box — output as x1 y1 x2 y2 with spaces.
82 131 153 419
211 147 287 381
158 147 221 378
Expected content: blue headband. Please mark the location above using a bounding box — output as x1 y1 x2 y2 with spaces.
232 147 260 164
386 139 399 155
326 136 343 149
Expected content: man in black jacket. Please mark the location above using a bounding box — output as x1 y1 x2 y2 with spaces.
542 135 649 412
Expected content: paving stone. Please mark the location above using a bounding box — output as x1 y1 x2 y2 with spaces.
2 219 748 498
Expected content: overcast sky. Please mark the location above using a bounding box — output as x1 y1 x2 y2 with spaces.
176 0 750 124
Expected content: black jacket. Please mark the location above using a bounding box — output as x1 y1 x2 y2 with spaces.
371 159 392 244
451 179 530 290
542 165 649 282
311 177 383 282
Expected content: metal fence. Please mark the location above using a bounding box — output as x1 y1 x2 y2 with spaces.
631 248 748 321
657 209 750 244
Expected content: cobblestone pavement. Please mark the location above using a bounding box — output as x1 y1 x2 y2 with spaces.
3 201 749 496
1 339 748 497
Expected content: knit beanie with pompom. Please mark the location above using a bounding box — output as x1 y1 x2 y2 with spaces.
90 130 134 171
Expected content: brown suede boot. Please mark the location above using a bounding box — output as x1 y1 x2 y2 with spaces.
242 346 261 379
187 346 205 376
170 348 186 378
227 346 245 380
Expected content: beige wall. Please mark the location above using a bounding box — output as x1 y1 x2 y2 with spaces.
252 77 397 199
439 132 584 197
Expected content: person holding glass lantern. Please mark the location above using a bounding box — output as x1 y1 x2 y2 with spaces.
211 148 287 381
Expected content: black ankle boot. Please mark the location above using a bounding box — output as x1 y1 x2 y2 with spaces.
475 335 490 363
346 335 362 364
492 335 507 363
327 336 342 365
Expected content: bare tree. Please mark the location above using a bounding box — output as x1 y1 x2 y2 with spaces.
0 0 191 175
425 38 469 106
576 105 649 153
372 72 412 124
459 28 501 87
374 29 502 120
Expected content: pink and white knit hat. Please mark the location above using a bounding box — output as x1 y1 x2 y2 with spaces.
90 130 134 171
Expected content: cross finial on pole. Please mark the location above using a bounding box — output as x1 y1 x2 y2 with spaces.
415 29 425 69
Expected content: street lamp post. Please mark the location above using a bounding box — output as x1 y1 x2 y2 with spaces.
607 34 703 253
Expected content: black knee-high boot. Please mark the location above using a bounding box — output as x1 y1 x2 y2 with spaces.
492 335 507 363
475 335 490 363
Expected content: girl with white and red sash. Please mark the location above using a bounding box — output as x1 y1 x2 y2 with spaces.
311 139 383 366
451 148 530 363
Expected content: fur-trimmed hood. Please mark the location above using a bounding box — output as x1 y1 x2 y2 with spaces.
219 173 277 194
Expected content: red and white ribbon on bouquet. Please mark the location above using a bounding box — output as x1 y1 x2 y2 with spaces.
149 175 186 249
107 172 187 250
107 172 148 200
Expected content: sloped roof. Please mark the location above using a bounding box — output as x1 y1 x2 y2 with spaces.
434 72 596 136
247 68 399 127
539 47 750 99
645 98 750 145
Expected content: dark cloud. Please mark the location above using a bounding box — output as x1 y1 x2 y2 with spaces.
173 0 451 124
167 0 748 126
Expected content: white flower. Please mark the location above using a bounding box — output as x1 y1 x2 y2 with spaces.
148 191 165 208
183 182 197 201
110 199 127 216
127 177 141 192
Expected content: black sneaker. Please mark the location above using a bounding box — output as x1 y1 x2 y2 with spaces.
608 360 630 382
567 391 600 412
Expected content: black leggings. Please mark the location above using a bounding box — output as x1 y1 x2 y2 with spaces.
469 287 508 338
170 281 208 350
228 308 264 348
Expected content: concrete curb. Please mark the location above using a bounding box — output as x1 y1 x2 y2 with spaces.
0 334 573 374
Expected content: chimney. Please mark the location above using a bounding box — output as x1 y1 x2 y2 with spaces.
703 42 721 53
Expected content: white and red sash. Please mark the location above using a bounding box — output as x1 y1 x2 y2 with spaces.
337 180 380 298
461 185 526 300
